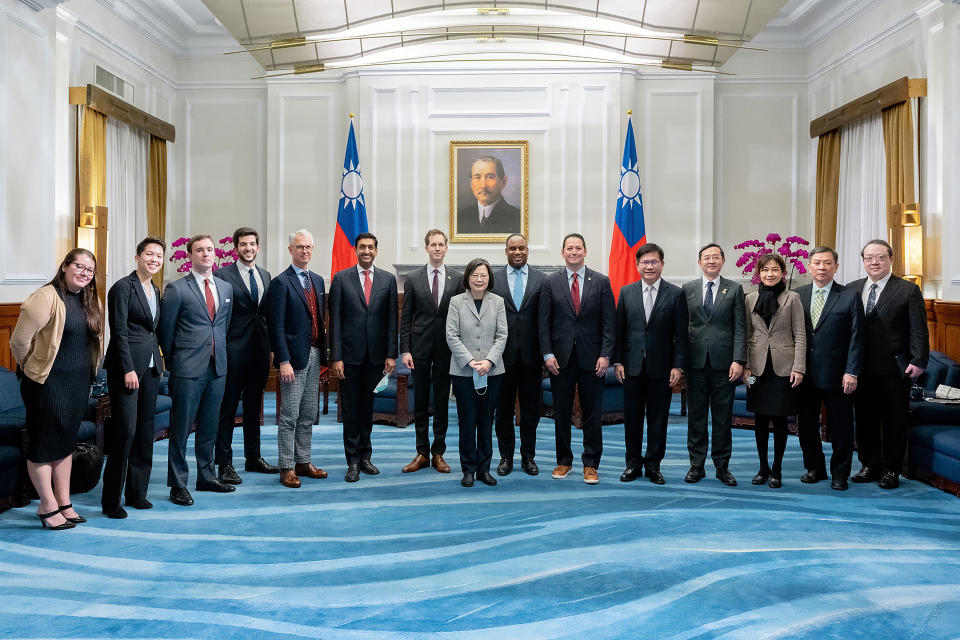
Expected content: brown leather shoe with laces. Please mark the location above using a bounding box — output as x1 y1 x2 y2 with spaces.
294 462 328 479
432 455 451 473
280 469 301 488
402 454 430 473
583 467 599 484
551 465 572 479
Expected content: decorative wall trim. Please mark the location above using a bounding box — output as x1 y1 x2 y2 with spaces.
809 12 920 83
427 86 550 118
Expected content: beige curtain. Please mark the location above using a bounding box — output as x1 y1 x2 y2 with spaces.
147 135 167 287
881 100 916 277
78 106 107 222
814 129 841 249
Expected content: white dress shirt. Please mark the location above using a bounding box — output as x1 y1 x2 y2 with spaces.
357 264 375 289
236 261 264 301
702 275 720 304
190 269 219 312
862 271 892 307
477 199 501 225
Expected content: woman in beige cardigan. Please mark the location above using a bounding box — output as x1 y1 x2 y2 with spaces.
11 248 104 529
743 253 806 488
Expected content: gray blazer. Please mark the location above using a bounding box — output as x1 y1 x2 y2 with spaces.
745 289 807 377
445 292 508 377
158 273 233 378
682 275 747 369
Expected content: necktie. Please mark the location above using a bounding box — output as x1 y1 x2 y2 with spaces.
513 269 524 309
703 281 714 316
644 285 654 322
363 269 372 305
571 273 580 314
865 282 878 314
432 268 440 308
811 288 825 327
204 278 215 321
248 268 259 305
301 272 311 293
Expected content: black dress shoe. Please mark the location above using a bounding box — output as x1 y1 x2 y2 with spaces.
752 470 770 485
170 487 194 506
218 465 242 485
716 468 738 486
478 471 498 486
497 458 513 476
851 466 878 483
800 469 827 484
103 505 128 519
125 498 153 509
620 467 642 482
196 480 236 493
768 476 782 489
645 469 666 485
521 459 539 476
345 464 360 483
461 472 475 487
831 477 848 490
685 466 706 483
245 457 280 474
358 459 379 475
878 471 900 489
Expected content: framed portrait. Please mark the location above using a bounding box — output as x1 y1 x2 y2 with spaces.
449 140 529 243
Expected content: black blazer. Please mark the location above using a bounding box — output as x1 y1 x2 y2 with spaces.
490 265 545 367
794 282 863 390
847 274 929 377
214 262 271 365
104 271 162 377
538 267 615 370
266 265 326 371
399 265 464 361
457 199 522 235
614 278 689 378
682 276 747 369
329 265 398 365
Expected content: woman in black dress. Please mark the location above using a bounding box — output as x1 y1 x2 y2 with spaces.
11 249 104 529
101 237 165 519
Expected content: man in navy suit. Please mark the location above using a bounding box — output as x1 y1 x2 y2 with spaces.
539 233 615 484
158 234 234 506
329 232 398 482
794 246 863 490
266 229 328 489
614 243 689 485
213 227 276 484
490 233 545 476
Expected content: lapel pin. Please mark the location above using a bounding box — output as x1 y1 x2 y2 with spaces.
722 289 727 294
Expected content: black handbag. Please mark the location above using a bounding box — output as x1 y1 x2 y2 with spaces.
70 441 104 494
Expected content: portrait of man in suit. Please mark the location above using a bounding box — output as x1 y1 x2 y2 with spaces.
450 142 528 241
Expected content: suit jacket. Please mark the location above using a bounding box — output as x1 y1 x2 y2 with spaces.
614 279 689 378
329 265 398 365
266 265 327 371
214 262 271 365
744 289 807 377
683 276 747 369
457 198 521 235
847 274 929 376
538 267 615 370
158 273 232 378
399 265 464 361
105 271 163 377
490 265 545 367
446 292 508 377
794 282 863 389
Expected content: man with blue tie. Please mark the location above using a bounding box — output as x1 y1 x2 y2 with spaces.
158 234 234 506
266 229 328 489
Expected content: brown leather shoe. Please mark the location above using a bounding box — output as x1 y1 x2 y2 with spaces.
432 455 451 473
295 462 328 479
280 469 301 488
583 467 599 484
551 465 573 479
402 454 430 473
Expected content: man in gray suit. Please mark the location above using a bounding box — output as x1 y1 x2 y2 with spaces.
682 243 746 486
158 234 234 506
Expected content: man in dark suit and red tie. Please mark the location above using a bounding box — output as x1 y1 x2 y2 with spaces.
849 238 928 489
158 234 234 506
329 232 398 482
266 229 329 489
213 227 276 485
539 233 616 484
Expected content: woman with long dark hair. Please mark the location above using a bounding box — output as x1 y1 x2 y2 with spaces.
11 248 104 529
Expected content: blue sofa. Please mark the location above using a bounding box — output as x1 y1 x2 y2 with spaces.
907 351 960 495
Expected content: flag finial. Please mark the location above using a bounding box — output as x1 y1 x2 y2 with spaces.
349 112 355 118
627 110 632 115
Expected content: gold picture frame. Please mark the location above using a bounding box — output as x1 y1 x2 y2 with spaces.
449 140 529 243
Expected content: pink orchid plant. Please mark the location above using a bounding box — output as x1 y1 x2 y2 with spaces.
168 236 238 273
734 233 810 288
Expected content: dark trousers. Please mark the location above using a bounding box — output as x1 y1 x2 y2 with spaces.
494 361 541 462
855 373 912 474
167 359 226 489
798 383 855 479
686 357 735 470
215 357 269 466
102 367 161 510
551 349 604 469
452 374 502 474
754 413 788 477
341 361 382 464
622 370 672 471
412 357 451 457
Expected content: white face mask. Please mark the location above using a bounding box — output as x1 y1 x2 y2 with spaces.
373 373 390 394
473 369 488 394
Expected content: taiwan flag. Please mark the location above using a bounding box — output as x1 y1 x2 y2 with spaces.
607 116 645 302
331 119 369 275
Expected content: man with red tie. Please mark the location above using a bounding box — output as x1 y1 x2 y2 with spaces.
329 232 398 482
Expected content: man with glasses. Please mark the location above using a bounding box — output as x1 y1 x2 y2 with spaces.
848 239 928 489
266 229 328 489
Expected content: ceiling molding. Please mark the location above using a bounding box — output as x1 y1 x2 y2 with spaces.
17 0 65 11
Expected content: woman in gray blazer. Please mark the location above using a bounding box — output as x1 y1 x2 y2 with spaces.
744 253 806 488
446 258 508 487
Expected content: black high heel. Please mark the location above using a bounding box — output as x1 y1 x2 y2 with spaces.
37 509 76 530
58 503 86 524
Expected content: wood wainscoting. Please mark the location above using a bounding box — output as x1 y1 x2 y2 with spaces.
0 304 21 371
927 299 960 362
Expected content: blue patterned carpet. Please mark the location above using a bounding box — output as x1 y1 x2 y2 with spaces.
2 395 959 639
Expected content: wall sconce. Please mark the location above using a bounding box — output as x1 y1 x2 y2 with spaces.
891 202 922 287
77 207 98 252
76 205 108 297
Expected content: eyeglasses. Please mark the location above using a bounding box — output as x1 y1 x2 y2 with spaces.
293 245 314 251
862 254 890 264
700 255 723 262
637 260 661 267
72 263 96 276
470 273 489 280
